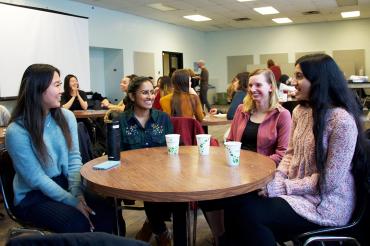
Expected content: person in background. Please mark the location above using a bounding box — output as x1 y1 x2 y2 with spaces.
153 76 172 110
0 105 10 126
119 76 186 246
197 60 212 111
160 69 204 122
5 64 124 234
226 77 238 104
226 72 250 120
201 69 291 245
187 68 200 89
169 67 177 78
61 74 88 111
224 54 367 245
267 59 282 83
101 74 138 112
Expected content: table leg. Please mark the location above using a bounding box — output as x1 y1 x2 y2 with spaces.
193 204 198 246
114 197 122 236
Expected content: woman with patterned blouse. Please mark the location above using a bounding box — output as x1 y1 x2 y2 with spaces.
223 54 367 245
119 76 186 246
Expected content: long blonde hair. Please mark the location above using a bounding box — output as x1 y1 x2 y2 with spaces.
242 68 280 112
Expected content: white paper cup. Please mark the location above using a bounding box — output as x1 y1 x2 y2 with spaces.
165 134 180 155
224 141 242 166
196 134 211 155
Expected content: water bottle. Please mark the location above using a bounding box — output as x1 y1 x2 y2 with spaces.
106 120 120 161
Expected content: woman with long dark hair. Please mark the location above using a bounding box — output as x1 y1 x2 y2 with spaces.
160 69 204 122
152 76 172 110
61 74 88 110
6 64 124 234
119 77 186 246
223 54 367 245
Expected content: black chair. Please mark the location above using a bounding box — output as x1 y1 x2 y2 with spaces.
291 183 368 246
0 148 46 238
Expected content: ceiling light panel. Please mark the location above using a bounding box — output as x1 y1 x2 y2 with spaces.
148 3 176 11
341 10 360 18
183 15 212 22
272 17 293 24
253 6 279 15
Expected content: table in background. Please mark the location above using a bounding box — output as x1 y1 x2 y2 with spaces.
347 82 370 89
80 146 275 245
73 110 108 119
201 114 231 134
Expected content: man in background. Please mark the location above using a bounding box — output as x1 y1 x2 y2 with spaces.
197 60 211 111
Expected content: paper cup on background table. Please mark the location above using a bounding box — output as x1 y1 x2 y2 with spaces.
224 141 242 166
165 134 180 155
196 134 211 155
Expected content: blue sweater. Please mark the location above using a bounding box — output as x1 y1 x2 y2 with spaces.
5 109 82 207
227 90 246 120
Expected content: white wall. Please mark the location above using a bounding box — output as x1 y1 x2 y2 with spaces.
89 48 105 94
205 19 370 91
4 0 370 94
3 0 206 85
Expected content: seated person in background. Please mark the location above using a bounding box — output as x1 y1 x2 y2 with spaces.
119 76 186 246
226 77 238 104
61 74 88 110
267 59 282 82
201 69 291 245
101 74 137 112
153 76 172 110
0 104 10 126
160 69 205 122
187 68 200 89
223 54 367 245
61 74 88 111
226 72 250 120
6 64 124 234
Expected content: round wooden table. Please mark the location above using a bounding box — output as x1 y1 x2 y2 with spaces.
81 146 275 244
73 110 108 119
81 146 275 202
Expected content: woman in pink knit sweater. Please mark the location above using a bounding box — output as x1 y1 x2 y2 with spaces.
223 54 367 245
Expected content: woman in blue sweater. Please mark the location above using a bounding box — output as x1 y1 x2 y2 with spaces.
226 72 250 120
5 64 124 234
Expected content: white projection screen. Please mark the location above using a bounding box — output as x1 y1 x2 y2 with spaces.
0 3 90 98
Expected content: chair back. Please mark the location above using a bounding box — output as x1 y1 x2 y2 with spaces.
0 148 18 222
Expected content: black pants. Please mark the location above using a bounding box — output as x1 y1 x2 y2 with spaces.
14 175 125 235
144 201 187 246
200 86 211 111
223 193 321 246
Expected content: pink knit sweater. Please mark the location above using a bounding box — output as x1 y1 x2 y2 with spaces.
267 105 357 226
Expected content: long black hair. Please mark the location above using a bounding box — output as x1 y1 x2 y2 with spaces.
125 76 153 112
63 74 78 96
296 54 366 189
10 64 72 165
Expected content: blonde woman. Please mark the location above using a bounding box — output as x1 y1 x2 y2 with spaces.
227 68 291 165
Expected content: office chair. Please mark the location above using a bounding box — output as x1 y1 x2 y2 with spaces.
0 148 46 239
292 183 368 246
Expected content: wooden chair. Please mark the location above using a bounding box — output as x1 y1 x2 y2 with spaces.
0 148 46 239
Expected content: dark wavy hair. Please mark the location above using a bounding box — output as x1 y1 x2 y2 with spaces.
235 72 250 92
121 74 138 108
63 74 78 96
125 76 153 111
10 64 72 165
296 54 366 190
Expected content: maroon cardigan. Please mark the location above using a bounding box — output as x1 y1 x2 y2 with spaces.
227 104 291 165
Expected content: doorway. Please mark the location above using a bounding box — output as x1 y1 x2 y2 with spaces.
162 51 183 77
